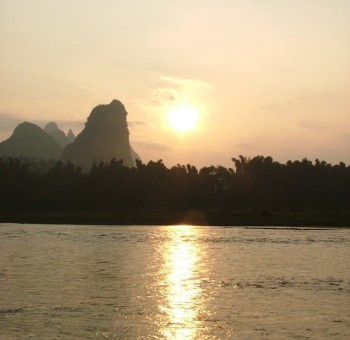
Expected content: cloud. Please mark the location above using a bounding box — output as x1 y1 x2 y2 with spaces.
243 95 309 115
235 141 258 151
297 120 329 132
158 75 211 103
150 89 176 104
128 120 149 127
132 140 173 152
297 120 348 138
143 75 212 112
160 75 211 91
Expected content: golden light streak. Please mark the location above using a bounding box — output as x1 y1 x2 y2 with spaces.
160 225 202 339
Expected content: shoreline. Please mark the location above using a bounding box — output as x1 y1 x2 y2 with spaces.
0 209 349 227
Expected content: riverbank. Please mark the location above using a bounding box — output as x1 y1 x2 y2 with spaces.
0 209 349 227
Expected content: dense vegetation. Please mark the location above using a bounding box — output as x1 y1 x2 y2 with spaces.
0 155 349 212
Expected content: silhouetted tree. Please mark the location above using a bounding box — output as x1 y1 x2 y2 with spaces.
0 155 349 212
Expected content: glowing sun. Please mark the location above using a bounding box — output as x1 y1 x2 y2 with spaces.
167 104 200 132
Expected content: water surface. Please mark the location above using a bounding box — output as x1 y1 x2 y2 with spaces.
0 224 349 338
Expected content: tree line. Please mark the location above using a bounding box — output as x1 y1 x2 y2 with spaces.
0 155 349 212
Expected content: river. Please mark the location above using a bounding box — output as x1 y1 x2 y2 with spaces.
0 224 349 339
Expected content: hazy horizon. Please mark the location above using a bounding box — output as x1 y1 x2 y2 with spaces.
1 1 349 167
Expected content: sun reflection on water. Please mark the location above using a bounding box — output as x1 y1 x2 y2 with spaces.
160 225 203 339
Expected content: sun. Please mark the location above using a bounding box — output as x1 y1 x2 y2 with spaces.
167 104 200 132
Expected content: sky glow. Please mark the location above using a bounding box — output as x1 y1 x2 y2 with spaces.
0 1 349 167
167 104 200 133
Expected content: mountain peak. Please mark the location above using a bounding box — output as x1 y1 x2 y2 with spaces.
61 99 136 169
14 121 42 134
44 122 71 148
0 122 62 160
67 129 76 143
110 99 124 107
43 122 59 132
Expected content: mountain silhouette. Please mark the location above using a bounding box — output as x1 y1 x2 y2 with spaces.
67 129 76 144
44 122 73 148
0 122 62 160
61 99 135 169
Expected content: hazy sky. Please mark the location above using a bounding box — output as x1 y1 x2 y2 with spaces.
1 0 349 167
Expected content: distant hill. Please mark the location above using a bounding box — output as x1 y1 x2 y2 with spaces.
67 129 76 144
61 99 136 169
44 122 75 148
0 122 62 160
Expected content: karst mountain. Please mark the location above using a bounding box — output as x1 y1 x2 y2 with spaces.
0 122 62 160
44 122 75 148
0 100 140 168
61 99 137 169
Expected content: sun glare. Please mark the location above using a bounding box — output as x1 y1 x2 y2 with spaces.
167 104 199 132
